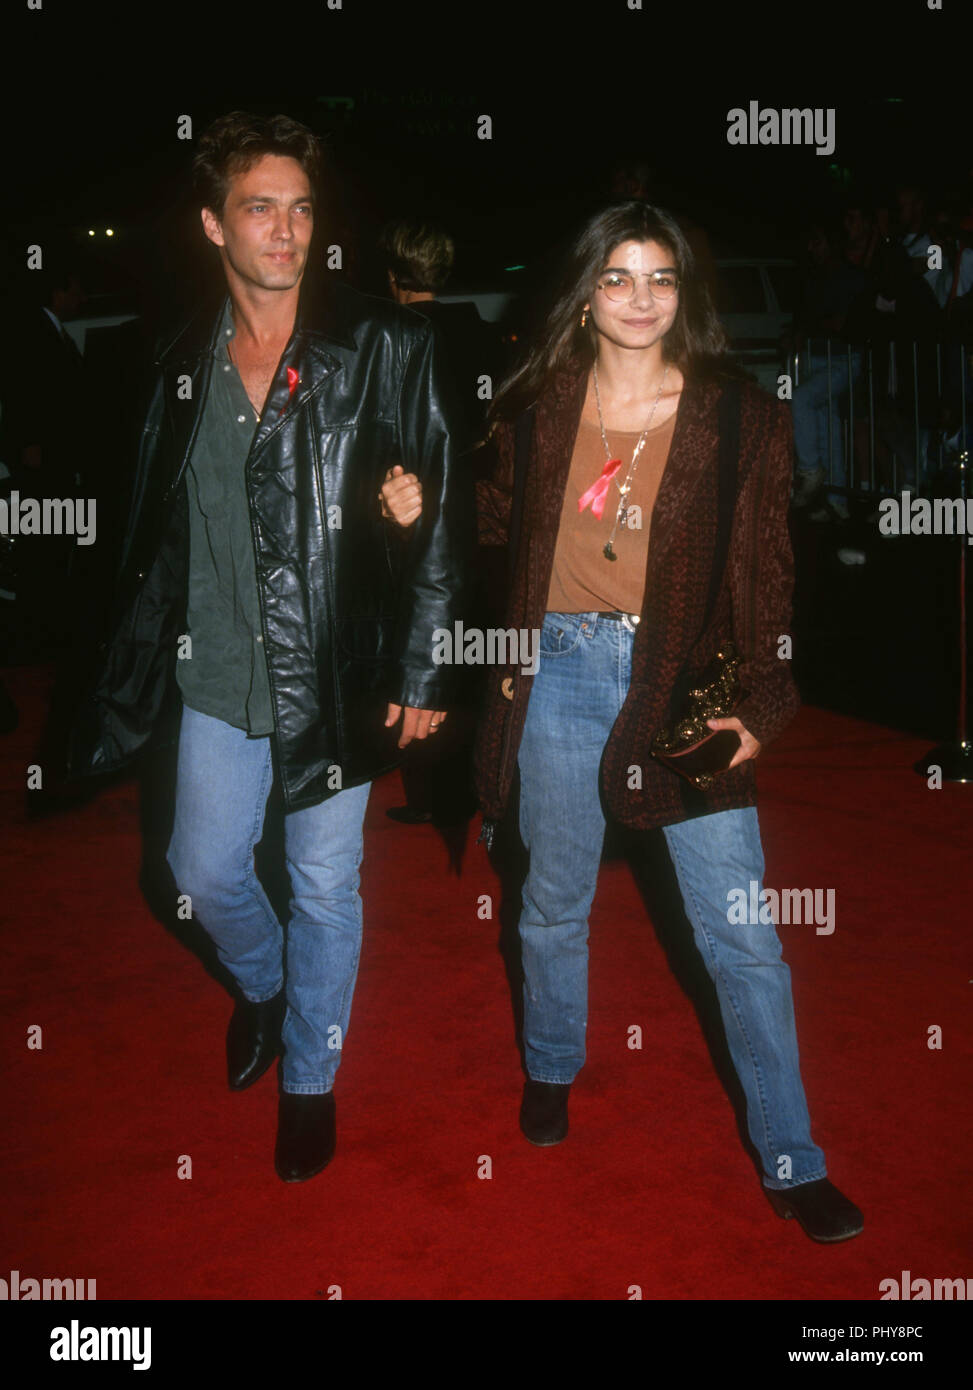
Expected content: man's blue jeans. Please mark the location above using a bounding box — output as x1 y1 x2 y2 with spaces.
166 703 370 1094
516 612 827 1189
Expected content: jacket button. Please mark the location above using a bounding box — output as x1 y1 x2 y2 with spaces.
501 677 514 700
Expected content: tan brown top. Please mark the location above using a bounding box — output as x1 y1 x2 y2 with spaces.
546 413 676 614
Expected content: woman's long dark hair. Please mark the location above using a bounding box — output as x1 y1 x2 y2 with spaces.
491 202 737 423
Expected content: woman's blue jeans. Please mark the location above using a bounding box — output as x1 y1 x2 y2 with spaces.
166 703 370 1094
517 612 827 1189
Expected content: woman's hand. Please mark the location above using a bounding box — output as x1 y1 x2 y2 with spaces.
380 464 423 527
706 716 761 768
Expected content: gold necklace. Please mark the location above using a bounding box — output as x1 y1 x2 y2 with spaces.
593 362 669 561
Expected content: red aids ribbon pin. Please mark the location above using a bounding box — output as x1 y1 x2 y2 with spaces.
279 368 300 415
578 458 622 520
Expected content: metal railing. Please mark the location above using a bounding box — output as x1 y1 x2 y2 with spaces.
789 339 971 496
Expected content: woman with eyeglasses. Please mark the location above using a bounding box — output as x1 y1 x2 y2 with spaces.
381 201 862 1243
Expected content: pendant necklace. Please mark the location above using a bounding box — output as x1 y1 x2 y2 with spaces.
593 361 669 561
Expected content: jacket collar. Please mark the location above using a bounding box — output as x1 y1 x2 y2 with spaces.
155 271 359 368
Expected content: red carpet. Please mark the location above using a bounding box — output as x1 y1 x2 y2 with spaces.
2 665 971 1301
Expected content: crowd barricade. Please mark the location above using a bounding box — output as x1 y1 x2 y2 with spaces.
788 339 971 496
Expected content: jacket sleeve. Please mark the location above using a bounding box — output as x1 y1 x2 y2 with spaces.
116 369 166 581
391 321 476 710
728 396 801 748
474 419 515 547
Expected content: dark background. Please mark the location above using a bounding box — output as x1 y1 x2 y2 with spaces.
5 85 970 314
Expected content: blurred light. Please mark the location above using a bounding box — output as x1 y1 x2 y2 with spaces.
87 229 95 237
106 228 114 237
505 265 525 272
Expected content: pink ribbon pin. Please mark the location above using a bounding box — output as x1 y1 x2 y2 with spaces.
578 458 622 520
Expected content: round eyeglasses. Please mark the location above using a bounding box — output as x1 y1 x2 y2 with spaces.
596 271 679 302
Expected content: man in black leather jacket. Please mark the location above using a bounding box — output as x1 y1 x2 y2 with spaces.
67 112 474 1182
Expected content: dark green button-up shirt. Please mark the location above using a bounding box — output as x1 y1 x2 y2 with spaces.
175 303 274 735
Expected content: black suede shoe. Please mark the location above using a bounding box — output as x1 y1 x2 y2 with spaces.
520 1079 571 1146
274 1092 337 1182
766 1178 864 1242
226 989 285 1091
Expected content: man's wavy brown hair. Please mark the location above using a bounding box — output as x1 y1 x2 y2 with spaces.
193 111 324 218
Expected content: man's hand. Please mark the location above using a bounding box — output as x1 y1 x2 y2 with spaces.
380 464 423 527
706 716 761 769
385 703 447 748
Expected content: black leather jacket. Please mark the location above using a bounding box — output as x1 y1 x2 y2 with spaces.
67 274 475 811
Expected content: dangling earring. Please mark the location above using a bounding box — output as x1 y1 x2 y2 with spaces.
580 306 589 328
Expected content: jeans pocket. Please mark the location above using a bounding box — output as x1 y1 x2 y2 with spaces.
538 614 586 658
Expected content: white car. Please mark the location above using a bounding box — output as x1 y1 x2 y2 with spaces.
62 292 139 354
714 258 797 393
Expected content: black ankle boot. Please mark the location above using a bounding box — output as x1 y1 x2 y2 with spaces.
275 1092 337 1182
226 989 285 1091
520 1079 571 1146
766 1178 864 1242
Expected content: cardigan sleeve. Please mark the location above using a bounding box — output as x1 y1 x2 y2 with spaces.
728 395 802 747
474 421 515 547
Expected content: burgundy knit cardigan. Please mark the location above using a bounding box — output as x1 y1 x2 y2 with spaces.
472 360 801 834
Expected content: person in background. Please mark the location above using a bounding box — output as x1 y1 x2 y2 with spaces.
789 216 866 520
379 218 499 828
1 255 90 651
846 188 944 494
380 217 502 446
